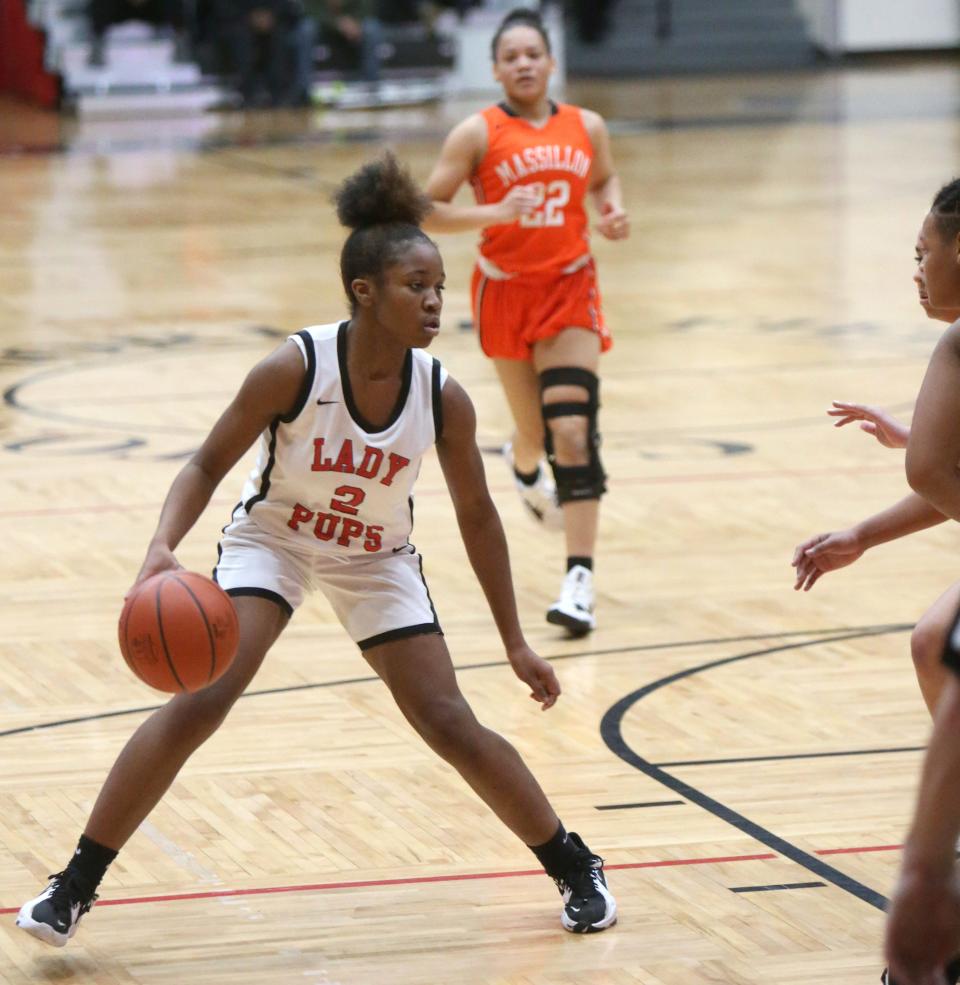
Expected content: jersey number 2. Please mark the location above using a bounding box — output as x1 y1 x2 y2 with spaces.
519 180 570 228
330 485 365 516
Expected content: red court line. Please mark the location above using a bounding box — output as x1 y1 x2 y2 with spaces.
0 846 900 915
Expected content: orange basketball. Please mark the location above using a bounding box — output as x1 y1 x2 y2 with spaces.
118 571 239 693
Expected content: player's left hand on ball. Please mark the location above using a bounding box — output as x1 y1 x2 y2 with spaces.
508 645 561 710
596 202 629 240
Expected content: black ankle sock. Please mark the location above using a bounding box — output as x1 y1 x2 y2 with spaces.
567 556 593 572
65 834 118 895
528 822 578 880
513 465 540 486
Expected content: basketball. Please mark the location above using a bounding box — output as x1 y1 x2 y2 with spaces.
118 571 240 693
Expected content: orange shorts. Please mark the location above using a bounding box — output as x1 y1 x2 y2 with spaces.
470 258 611 361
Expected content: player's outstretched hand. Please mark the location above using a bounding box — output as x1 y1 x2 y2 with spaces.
791 529 865 591
128 542 181 597
596 201 630 240
508 644 561 710
827 401 909 449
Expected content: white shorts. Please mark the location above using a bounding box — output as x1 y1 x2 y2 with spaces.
214 515 442 651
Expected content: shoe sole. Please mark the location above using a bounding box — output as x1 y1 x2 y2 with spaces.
15 909 71 948
561 904 618 934
547 608 595 637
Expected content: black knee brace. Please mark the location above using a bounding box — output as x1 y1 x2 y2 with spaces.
539 367 607 504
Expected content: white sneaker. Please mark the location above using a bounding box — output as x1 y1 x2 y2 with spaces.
547 565 596 636
502 443 564 530
17 871 97 947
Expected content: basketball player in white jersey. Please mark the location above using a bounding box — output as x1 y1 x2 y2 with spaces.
17 153 617 948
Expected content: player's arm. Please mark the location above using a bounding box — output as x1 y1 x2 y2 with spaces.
422 116 539 232
886 665 960 984
581 109 629 241
827 401 911 449
436 376 560 709
136 341 305 584
792 492 947 592
907 321 960 521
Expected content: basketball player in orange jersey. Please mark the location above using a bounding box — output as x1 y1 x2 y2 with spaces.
16 153 617 948
422 6 629 637
793 181 960 722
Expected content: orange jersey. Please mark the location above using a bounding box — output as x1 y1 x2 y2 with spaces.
471 102 595 277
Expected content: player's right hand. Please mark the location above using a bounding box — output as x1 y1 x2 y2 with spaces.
791 529 865 591
827 401 910 449
507 643 561 710
492 185 540 223
128 542 181 597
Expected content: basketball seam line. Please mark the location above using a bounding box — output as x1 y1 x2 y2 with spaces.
155 578 186 692
172 573 217 684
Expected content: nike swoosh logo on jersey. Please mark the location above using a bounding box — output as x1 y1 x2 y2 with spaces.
316 399 338 405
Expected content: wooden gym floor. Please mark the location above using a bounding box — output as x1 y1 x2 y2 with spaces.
3 56 960 984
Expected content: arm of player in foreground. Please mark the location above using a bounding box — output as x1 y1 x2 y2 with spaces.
135 341 305 587
886 666 960 984
792 492 947 591
435 377 561 709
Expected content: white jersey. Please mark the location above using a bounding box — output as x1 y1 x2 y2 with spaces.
231 321 448 558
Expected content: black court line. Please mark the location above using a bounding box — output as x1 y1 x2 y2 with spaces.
3 358 210 435
0 622 911 739
656 745 926 768
596 801 685 810
731 882 827 894
600 625 912 913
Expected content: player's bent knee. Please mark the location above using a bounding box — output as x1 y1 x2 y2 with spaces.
408 694 480 756
539 367 607 503
911 618 948 675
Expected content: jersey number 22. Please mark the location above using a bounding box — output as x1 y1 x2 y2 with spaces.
519 180 570 228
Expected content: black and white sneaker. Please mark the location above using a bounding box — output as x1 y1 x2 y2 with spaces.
555 832 617 933
503 442 564 531
547 565 596 636
881 956 960 985
16 871 97 947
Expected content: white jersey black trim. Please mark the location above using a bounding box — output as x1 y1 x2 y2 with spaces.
415 548 439 627
243 421 279 515
337 321 412 434
284 329 319 422
231 320 447 558
431 358 443 440
355 537 441 650
242 331 317 516
358 622 441 651
225 586 294 618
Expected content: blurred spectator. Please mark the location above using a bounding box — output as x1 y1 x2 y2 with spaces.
415 0 479 35
88 0 191 66
225 0 300 106
289 0 383 102
568 0 614 43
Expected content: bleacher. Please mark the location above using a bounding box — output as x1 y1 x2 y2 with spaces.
12 0 536 116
